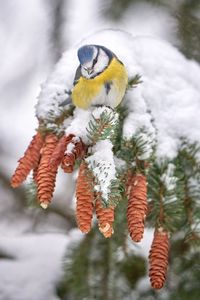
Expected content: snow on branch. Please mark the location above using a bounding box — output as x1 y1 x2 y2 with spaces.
86 140 117 205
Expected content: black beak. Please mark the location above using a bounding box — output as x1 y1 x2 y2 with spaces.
86 67 93 75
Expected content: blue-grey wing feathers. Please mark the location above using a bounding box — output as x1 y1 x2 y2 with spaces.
73 65 82 85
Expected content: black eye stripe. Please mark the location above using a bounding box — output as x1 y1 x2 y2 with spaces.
93 57 97 65
92 48 99 67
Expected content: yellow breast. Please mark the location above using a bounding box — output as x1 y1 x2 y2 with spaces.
71 58 128 109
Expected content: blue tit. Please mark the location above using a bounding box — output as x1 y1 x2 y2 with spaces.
68 45 128 109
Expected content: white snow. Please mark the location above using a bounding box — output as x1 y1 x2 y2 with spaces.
123 87 156 160
0 234 67 300
64 0 177 46
64 106 119 145
161 163 177 191
1 1 200 298
65 108 92 143
136 132 156 161
65 137 81 154
116 2 177 44
37 29 200 160
86 140 116 202
0 223 82 300
65 142 75 154
114 156 126 171
91 106 118 123
123 112 155 138
35 47 77 121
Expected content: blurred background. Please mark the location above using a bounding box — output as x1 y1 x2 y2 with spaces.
0 0 200 299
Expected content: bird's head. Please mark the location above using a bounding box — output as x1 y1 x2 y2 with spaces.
77 45 113 79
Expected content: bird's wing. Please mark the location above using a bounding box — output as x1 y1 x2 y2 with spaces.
73 65 82 86
59 65 81 107
58 95 72 107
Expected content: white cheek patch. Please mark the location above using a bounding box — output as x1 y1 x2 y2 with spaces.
93 49 109 75
92 47 98 60
84 61 93 69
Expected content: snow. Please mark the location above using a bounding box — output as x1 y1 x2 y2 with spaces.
116 2 177 44
0 234 66 300
64 106 119 145
127 228 154 258
161 163 177 191
1 1 200 298
37 29 200 160
65 108 92 143
64 0 105 46
123 88 156 160
0 231 82 300
86 140 116 202
114 156 126 171
65 136 81 154
136 132 156 161
65 0 177 46
35 47 77 121
91 106 118 122
65 142 75 154
123 91 153 134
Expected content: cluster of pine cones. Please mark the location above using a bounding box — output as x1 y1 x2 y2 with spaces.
11 131 169 289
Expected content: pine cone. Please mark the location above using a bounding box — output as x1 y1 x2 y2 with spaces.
95 199 115 238
76 161 94 233
49 134 74 168
61 137 86 173
149 229 170 289
33 165 39 184
11 132 43 187
127 174 147 242
36 134 59 208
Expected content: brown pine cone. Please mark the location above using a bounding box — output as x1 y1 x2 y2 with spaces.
149 229 170 289
76 161 94 233
36 134 59 208
32 164 39 184
49 134 75 168
95 199 115 238
61 137 86 173
127 174 147 242
11 132 43 187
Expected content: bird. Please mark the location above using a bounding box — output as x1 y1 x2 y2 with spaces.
61 44 128 109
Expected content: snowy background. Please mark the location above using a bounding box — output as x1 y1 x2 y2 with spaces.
0 1 200 299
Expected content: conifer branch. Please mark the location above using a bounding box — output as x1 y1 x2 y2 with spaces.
127 74 142 90
86 107 119 144
147 162 182 233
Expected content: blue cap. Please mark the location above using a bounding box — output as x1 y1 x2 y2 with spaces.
77 45 94 65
